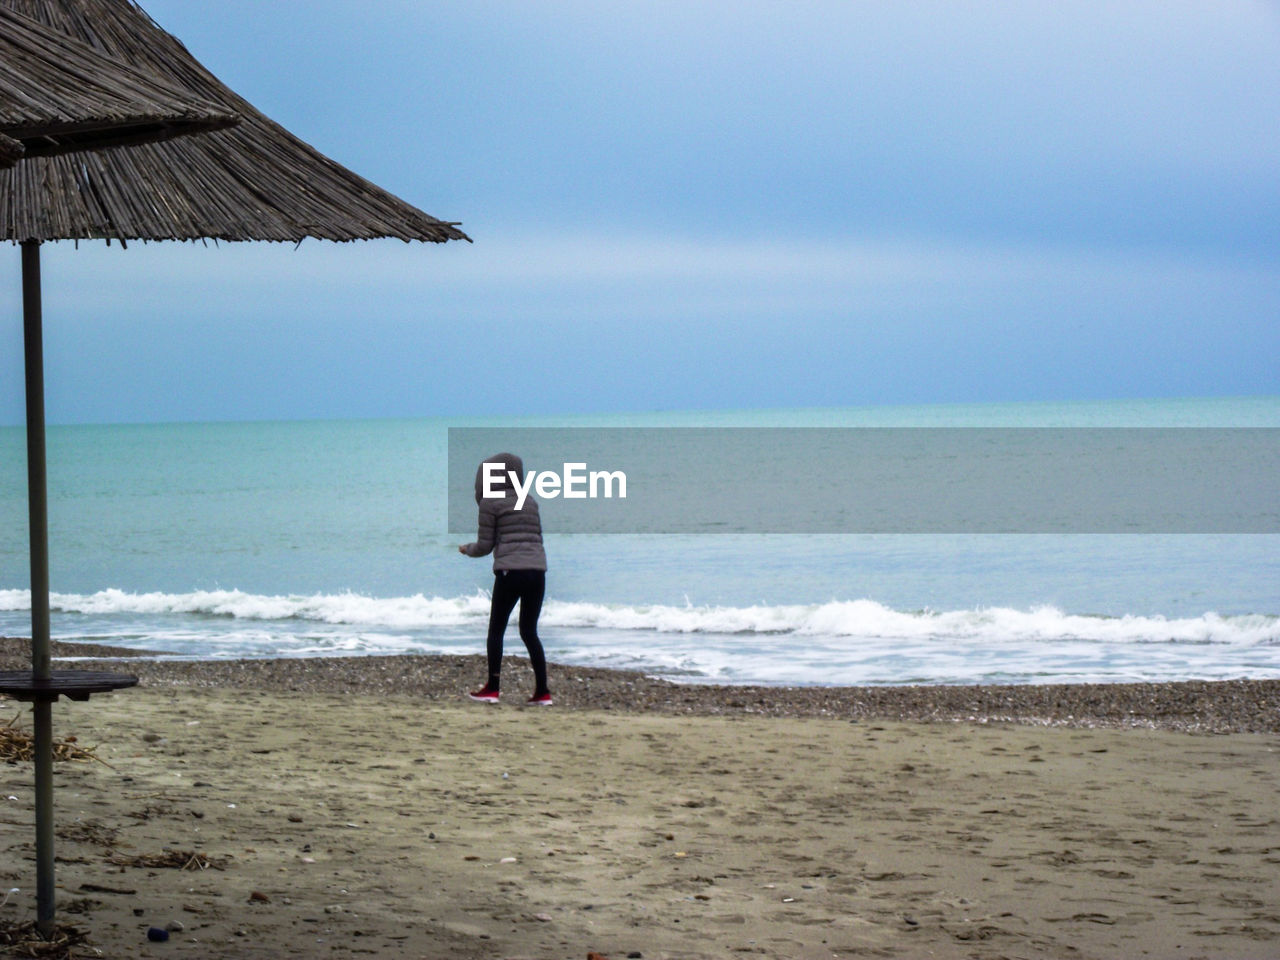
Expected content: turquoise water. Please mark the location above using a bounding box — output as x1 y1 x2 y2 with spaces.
1 397 1277 685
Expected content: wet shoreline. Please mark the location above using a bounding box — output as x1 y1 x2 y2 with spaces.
3 637 1276 733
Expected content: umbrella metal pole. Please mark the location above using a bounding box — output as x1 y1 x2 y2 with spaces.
31 698 54 936
22 239 56 937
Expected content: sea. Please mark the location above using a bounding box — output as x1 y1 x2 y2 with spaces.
1 397 1277 687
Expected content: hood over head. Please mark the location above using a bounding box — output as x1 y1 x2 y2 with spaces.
474 452 525 503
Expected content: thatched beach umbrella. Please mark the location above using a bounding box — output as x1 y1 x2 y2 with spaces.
0 0 468 242
2 4 242 941
1 0 468 939
0 3 238 168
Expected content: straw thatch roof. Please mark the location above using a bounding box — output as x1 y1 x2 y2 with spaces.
0 4 238 167
0 0 469 243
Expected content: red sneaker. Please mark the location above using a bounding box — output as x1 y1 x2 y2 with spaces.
525 692 553 706
468 686 500 703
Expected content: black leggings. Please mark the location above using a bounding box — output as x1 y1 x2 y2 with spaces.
486 569 547 694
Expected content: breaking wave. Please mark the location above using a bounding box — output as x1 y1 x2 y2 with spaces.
0 588 1274 646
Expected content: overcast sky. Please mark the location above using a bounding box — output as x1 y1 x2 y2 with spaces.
4 0 1277 424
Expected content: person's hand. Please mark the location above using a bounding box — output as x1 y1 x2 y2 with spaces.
457 545 469 555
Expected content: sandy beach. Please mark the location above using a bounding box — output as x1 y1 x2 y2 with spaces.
1 641 1278 959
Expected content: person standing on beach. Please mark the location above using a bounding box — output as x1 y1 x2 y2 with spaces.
458 452 552 705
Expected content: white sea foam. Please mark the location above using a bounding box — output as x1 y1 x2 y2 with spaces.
544 598 1279 645
0 588 491 627
1 588 1274 647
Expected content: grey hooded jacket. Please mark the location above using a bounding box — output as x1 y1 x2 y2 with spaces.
461 452 548 572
